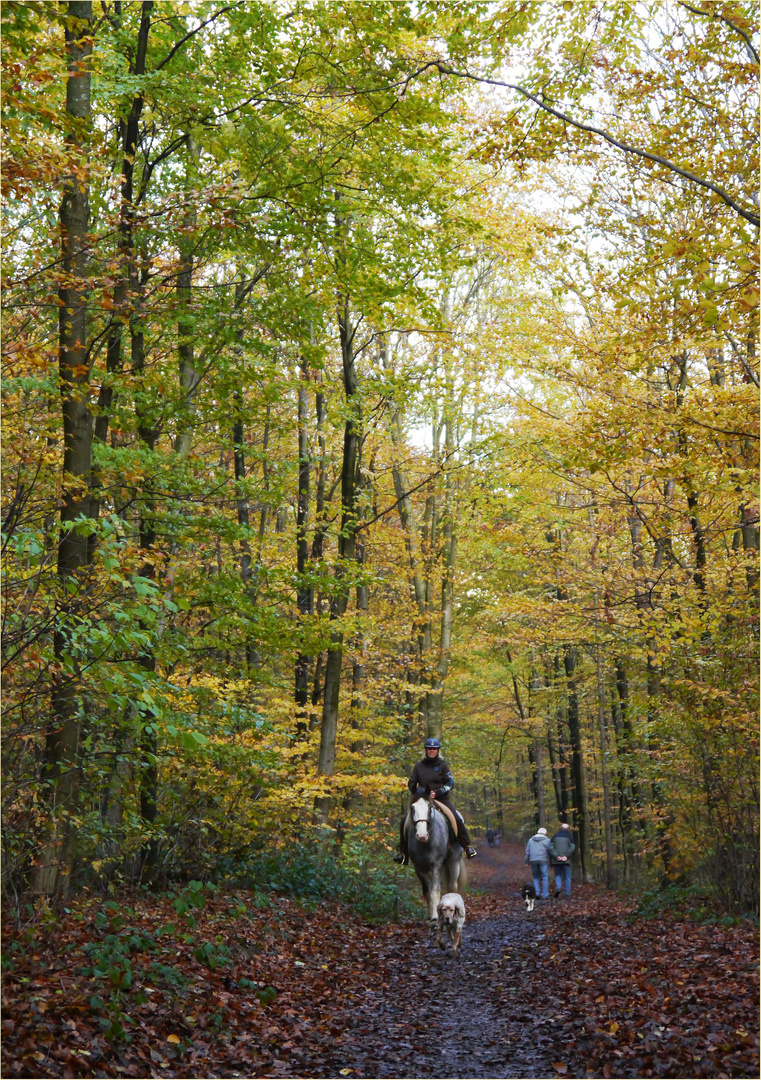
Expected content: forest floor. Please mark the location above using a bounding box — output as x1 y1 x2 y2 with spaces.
1 843 758 1080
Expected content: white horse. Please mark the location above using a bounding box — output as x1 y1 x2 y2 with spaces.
407 795 463 922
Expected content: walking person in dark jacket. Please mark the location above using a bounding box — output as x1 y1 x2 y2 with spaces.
393 738 477 863
549 822 576 897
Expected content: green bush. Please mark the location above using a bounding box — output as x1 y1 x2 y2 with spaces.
223 838 419 922
628 881 748 923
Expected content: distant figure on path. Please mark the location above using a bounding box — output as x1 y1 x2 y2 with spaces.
550 822 575 897
486 828 495 846
525 826 551 900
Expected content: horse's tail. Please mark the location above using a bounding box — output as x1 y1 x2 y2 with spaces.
443 851 467 893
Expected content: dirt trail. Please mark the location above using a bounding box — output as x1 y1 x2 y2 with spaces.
4 842 755 1079
316 842 563 1080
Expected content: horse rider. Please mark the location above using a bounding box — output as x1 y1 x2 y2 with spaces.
393 738 477 864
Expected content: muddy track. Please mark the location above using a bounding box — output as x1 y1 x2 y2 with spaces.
316 843 565 1080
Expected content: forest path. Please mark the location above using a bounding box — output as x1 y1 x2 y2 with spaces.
2 844 756 1079
315 841 559 1080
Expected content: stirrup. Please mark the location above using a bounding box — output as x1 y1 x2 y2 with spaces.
466 846 477 859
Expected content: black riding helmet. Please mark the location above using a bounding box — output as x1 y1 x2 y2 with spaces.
424 738 441 750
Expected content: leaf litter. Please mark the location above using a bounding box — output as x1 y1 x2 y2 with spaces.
1 844 757 1078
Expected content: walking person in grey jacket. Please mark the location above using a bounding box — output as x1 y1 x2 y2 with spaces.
550 822 576 897
524 827 551 899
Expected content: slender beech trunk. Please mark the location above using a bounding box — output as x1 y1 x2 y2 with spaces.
92 0 152 467
34 1 94 899
420 481 438 731
506 648 543 828
232 387 260 671
686 490 708 595
295 354 312 734
229 275 265 672
382 341 431 730
595 644 615 887
94 2 152 846
554 654 571 818
315 297 360 824
672 353 708 598
349 451 371 744
615 657 646 841
131 273 160 879
735 503 759 592
526 659 545 828
308 384 328 729
227 272 274 674
627 474 670 858
173 165 200 460
546 725 563 820
564 646 591 882
427 409 457 741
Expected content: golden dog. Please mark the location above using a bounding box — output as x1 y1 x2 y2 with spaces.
436 891 465 954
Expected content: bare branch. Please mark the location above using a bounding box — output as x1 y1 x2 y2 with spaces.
430 62 760 229
677 0 759 65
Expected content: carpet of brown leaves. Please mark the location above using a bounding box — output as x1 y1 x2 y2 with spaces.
1 844 757 1079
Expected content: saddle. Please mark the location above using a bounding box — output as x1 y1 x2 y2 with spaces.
404 800 459 842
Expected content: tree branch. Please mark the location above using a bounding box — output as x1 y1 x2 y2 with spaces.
430 62 759 229
155 3 244 71
677 0 759 65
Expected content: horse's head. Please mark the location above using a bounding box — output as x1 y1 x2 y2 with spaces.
411 795 432 843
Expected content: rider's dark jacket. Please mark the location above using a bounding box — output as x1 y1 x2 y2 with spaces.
408 755 454 799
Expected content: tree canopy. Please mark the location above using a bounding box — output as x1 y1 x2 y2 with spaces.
2 0 758 915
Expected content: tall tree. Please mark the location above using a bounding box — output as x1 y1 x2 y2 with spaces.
34 0 95 899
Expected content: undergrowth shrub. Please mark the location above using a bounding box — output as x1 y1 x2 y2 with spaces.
221 837 420 922
629 881 755 925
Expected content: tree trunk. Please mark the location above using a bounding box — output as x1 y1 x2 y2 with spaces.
382 341 432 732
34 1 94 900
427 409 457 740
564 646 591 882
349 452 371 746
92 0 152 467
295 353 312 734
315 297 360 824
595 645 615 887
173 158 201 460
546 725 563 820
553 654 571 819
91 2 153 848
307 380 329 731
132 278 160 880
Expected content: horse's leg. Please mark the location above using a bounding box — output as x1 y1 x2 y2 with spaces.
429 865 442 922
416 868 429 908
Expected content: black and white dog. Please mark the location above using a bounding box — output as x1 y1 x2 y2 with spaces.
520 882 537 912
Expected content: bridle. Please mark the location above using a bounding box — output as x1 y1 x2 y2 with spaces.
412 796 433 840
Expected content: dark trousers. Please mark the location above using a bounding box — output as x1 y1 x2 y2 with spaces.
398 794 471 851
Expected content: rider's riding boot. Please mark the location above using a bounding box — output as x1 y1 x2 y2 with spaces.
466 846 477 859
393 845 409 865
